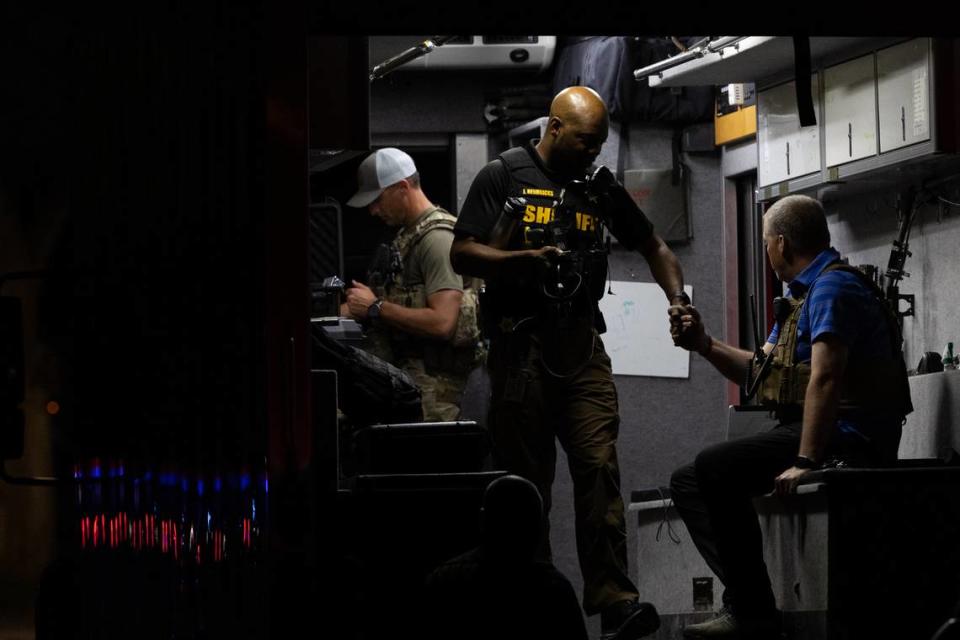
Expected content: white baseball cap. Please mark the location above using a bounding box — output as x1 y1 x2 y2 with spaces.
346 147 418 208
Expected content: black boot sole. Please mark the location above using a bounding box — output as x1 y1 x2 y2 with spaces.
600 602 661 640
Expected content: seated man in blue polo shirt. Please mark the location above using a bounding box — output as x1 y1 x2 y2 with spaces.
667 194 912 639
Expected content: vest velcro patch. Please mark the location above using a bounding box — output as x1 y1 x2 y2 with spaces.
521 187 554 197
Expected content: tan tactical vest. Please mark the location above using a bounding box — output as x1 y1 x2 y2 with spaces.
755 263 913 417
374 207 483 372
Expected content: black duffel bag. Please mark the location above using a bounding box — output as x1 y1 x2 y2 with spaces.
629 36 715 124
551 36 715 125
312 326 423 426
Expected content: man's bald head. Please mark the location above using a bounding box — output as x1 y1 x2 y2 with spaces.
549 86 609 128
538 86 610 177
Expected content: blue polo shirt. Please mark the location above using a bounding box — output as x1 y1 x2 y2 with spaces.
766 247 901 440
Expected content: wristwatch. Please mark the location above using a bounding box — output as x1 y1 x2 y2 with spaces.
793 455 819 470
671 290 691 306
367 298 384 321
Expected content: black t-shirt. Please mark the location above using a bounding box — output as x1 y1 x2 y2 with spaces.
455 141 654 321
456 140 606 243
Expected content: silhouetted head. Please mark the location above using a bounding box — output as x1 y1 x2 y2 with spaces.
480 475 543 561
762 194 831 282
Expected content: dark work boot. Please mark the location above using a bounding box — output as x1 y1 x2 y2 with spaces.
600 599 660 640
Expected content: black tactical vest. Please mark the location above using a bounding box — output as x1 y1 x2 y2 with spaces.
491 147 609 325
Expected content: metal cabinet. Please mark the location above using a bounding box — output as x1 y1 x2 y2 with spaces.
824 54 877 167
877 38 931 153
753 38 958 203
757 74 821 188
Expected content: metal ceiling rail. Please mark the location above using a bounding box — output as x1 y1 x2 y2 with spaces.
369 35 456 82
632 36 750 82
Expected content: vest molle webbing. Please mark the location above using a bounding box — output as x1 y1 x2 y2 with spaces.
375 207 482 362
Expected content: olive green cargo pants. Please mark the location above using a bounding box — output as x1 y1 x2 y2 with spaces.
486 329 639 615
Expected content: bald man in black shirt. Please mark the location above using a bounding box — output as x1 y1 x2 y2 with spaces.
451 86 688 640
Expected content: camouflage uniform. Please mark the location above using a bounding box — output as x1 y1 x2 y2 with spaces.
365 206 483 422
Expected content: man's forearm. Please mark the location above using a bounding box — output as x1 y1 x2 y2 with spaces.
379 302 456 341
798 372 840 462
450 238 540 280
643 240 684 301
701 337 755 385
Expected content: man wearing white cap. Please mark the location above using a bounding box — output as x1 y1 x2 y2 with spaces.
341 147 481 422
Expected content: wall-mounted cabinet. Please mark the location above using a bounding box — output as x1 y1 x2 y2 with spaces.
877 38 931 153
756 38 959 202
757 75 821 188
824 54 877 167
631 35 957 201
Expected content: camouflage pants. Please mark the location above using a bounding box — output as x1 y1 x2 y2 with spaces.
400 357 468 422
486 329 638 615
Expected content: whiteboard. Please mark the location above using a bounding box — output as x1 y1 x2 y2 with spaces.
598 282 693 378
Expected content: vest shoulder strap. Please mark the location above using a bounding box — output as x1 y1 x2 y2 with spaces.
820 262 884 298
818 261 904 356
497 145 535 173
497 146 538 198
394 208 457 260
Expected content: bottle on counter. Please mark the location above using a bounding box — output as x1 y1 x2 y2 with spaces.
943 342 957 371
